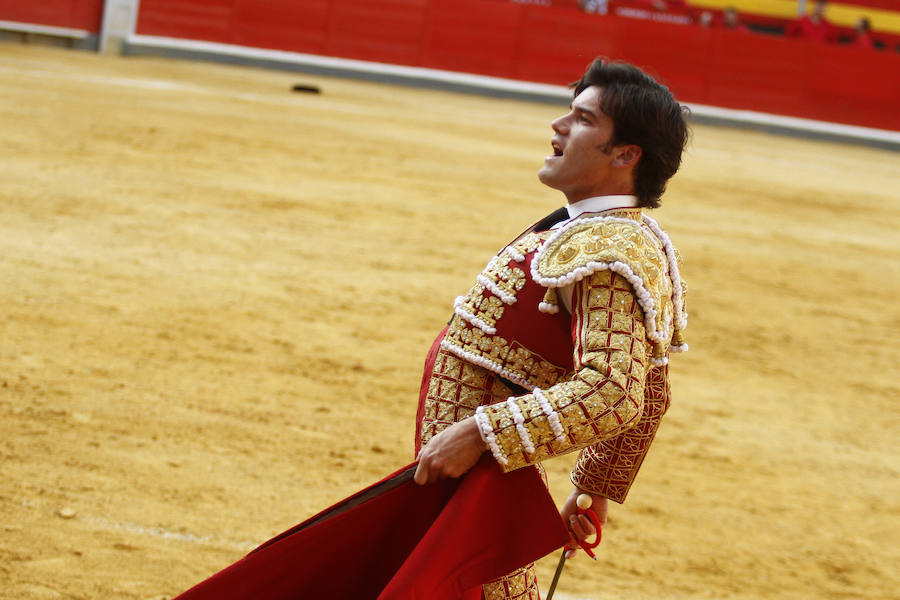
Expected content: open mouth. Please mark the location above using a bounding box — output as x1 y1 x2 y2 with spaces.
551 141 563 157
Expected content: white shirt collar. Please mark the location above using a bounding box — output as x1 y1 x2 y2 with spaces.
565 195 639 219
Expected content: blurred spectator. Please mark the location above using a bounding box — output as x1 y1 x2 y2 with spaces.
852 17 875 49
722 7 750 33
642 0 688 11
697 10 713 28
580 0 609 14
787 0 836 42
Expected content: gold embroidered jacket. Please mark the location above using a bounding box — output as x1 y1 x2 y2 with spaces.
420 208 687 502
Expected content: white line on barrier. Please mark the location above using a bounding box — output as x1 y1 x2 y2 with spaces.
123 33 900 148
0 19 90 39
126 33 570 100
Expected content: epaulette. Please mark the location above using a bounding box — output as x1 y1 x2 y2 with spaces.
531 215 688 365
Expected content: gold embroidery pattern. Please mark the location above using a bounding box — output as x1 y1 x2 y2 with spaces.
481 255 527 300
456 284 506 330
510 232 545 258
480 270 649 472
571 362 670 502
444 229 571 389
455 233 548 329
534 217 676 355
442 318 570 391
483 563 539 600
418 348 512 448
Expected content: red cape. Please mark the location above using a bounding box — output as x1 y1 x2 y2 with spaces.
175 456 568 600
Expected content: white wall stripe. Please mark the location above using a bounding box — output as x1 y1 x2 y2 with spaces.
124 33 900 148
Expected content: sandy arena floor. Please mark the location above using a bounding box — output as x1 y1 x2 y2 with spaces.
0 43 898 600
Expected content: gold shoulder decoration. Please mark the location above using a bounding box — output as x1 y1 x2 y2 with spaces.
641 214 689 356
532 215 688 365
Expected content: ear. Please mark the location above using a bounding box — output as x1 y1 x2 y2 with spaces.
612 145 642 168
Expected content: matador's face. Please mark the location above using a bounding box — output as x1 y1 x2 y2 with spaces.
538 86 639 204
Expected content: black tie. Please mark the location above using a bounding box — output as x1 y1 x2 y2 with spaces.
533 207 569 232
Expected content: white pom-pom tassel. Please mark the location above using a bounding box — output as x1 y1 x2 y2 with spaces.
475 407 508 466
538 302 559 314
534 387 566 442
506 399 535 454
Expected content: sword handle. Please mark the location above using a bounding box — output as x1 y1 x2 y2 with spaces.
575 493 602 558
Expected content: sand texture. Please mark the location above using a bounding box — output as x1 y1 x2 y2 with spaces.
1 44 898 600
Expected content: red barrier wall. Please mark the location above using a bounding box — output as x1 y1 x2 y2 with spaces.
0 0 104 32
133 0 900 131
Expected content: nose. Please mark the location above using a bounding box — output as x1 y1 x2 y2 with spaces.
551 113 569 135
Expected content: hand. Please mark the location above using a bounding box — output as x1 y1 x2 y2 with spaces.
559 487 607 558
413 417 486 485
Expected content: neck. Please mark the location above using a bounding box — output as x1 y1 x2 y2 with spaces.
565 189 635 205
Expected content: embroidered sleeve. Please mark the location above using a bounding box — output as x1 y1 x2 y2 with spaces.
475 270 648 471
570 362 671 502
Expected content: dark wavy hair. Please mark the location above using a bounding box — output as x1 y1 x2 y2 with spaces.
572 58 689 208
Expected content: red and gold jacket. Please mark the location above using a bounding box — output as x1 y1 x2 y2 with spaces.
418 207 687 503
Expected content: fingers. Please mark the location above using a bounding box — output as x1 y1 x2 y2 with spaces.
571 514 596 540
593 497 609 526
414 456 441 485
413 450 445 485
564 513 599 560
566 513 597 551
413 460 428 485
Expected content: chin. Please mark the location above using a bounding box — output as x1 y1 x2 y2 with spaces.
537 171 562 192
537 167 555 187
